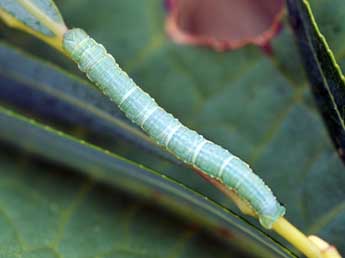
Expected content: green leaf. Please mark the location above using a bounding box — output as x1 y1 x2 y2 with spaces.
287 0 345 165
0 106 293 258
0 42 178 165
1 0 345 256
0 0 64 36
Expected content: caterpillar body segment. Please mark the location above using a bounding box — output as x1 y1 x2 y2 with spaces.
63 28 285 229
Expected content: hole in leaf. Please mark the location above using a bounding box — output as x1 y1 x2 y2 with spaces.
165 0 285 51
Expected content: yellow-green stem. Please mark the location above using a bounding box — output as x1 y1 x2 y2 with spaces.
272 217 322 258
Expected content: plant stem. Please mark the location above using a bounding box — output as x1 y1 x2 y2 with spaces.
308 236 342 258
195 169 342 258
272 217 323 258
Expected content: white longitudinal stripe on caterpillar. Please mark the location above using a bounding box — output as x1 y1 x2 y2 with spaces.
164 124 182 147
71 36 90 57
79 38 104 61
191 139 208 165
235 177 243 189
218 155 235 180
119 86 138 108
140 106 160 128
85 53 108 74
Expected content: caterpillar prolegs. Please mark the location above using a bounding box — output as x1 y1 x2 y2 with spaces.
63 28 285 229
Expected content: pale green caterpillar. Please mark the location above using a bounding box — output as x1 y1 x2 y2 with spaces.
63 28 285 229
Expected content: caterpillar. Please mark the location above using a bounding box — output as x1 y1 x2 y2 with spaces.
63 28 285 229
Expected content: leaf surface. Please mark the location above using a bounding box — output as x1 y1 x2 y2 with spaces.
0 106 292 258
287 0 345 164
0 0 64 35
0 42 177 165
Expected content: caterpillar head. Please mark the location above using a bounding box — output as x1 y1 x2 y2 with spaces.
259 204 286 229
